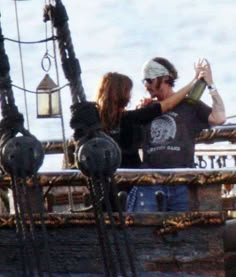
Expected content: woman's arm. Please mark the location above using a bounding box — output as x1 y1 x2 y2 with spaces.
160 78 196 113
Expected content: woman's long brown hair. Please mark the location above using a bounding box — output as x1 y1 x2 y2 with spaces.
96 72 133 132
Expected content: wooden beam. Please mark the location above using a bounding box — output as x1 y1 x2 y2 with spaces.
1 168 236 188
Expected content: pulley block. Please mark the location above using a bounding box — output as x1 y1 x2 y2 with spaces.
0 136 44 177
75 131 121 177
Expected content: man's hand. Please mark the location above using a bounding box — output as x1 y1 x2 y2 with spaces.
194 58 214 86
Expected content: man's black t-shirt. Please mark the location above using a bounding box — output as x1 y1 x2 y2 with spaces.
142 99 211 169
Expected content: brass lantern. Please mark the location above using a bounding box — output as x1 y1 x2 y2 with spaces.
36 74 61 118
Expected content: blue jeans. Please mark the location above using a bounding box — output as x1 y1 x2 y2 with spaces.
127 185 189 212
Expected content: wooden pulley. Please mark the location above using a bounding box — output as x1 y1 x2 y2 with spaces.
0 135 44 177
75 131 121 178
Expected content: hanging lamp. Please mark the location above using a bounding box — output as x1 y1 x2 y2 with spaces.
36 73 61 118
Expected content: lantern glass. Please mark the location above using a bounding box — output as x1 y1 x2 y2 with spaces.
36 74 61 118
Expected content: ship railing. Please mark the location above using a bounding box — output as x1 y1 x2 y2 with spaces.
1 167 235 214
33 123 236 212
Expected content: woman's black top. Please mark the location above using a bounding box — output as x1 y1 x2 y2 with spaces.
108 102 162 168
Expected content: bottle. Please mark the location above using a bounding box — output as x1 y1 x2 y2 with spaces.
187 78 207 104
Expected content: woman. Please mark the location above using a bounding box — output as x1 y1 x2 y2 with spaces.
95 71 196 169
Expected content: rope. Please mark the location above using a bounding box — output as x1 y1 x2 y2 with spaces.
32 173 52 276
12 82 69 94
102 177 128 277
8 145 52 276
88 178 118 277
110 176 137 276
0 12 51 275
11 176 30 275
44 0 87 210
13 0 29 130
46 0 75 211
11 174 39 276
0 33 16 107
44 0 86 104
4 35 57 44
88 175 137 276
22 176 43 276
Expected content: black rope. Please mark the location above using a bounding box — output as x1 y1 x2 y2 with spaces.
0 14 51 276
102 177 127 277
32 173 52 276
11 153 43 276
4 35 57 44
110 177 137 276
90 178 119 277
11 175 37 276
22 176 43 277
9 153 52 276
11 176 29 276
88 178 118 277
70 102 101 140
88 175 137 277
23 143 51 276
44 0 86 104
12 82 69 94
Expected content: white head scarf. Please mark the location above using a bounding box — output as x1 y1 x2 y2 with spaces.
142 59 169 80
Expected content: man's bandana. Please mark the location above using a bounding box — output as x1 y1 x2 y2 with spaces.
142 60 169 80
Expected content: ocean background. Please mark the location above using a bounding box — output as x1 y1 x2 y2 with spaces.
1 0 236 169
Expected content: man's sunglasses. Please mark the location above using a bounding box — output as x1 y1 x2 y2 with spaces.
142 78 155 85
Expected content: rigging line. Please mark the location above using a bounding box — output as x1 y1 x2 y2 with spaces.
11 174 35 275
47 0 75 212
102 177 128 277
11 177 28 275
33 173 52 276
4 35 57 44
12 82 69 94
14 0 29 130
110 176 137 276
88 178 118 277
22 177 44 277
44 11 49 60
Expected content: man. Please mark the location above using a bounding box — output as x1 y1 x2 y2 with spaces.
127 57 226 212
